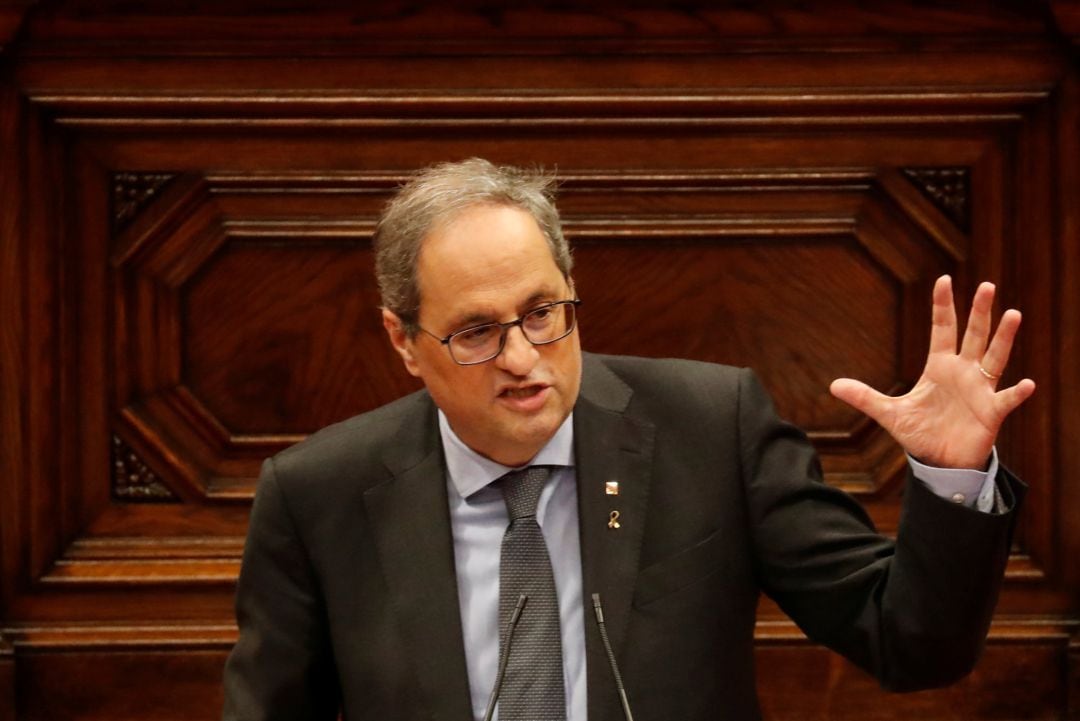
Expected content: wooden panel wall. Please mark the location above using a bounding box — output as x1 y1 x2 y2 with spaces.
1 1 1078 719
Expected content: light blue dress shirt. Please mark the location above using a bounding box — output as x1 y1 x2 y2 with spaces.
441 411 584 721
439 409 1000 721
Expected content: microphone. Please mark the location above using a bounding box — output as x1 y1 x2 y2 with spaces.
592 593 635 721
482 594 528 721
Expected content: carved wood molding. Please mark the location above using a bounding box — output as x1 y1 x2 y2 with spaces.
89 167 978 517
111 172 177 233
34 528 243 587
98 168 975 505
111 434 176 501
36 89 1046 132
5 2 1066 57
900 167 971 232
0 623 236 651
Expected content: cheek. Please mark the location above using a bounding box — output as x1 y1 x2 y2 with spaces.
428 366 493 414
552 337 583 391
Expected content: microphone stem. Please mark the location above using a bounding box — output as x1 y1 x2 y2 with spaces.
482 594 528 721
592 593 635 721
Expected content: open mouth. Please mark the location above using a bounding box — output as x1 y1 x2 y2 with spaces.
497 384 551 411
500 385 545 399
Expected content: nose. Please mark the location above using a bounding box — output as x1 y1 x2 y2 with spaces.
495 325 540 376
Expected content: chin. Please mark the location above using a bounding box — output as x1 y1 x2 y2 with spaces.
514 418 564 452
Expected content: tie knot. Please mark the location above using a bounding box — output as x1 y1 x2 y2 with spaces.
498 466 551 520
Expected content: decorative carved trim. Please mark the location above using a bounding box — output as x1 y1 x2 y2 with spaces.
111 172 177 232
901 167 971 232
111 434 176 501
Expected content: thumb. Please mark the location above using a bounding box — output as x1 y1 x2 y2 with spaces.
830 378 892 425
995 378 1037 417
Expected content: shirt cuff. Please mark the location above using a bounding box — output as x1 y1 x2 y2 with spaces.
906 447 1000 513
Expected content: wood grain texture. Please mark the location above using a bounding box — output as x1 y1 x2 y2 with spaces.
1 629 1075 721
0 1 34 53
15 650 229 721
0 634 12 721
1050 0 1080 43
755 636 1071 721
0 1 1077 719
12 0 1058 55
0 59 25 619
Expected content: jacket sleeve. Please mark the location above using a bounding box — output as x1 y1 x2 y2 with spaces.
222 458 341 720
737 368 1023 691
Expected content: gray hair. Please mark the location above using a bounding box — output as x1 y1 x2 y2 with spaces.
373 158 572 334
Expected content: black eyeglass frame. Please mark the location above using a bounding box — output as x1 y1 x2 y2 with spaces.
419 299 582 366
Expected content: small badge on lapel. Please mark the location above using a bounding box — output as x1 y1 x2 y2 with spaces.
605 481 619 496
607 510 621 529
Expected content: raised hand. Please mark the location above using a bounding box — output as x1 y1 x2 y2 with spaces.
829 275 1036 469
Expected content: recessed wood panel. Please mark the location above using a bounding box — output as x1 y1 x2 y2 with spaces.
574 237 898 433
185 240 407 435
103 170 956 499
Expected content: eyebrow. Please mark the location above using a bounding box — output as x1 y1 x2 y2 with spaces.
446 288 565 331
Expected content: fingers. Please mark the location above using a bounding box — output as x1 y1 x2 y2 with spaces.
830 378 893 426
979 309 1022 384
928 275 958 355
952 280 1025 386
959 281 996 360
995 378 1037 416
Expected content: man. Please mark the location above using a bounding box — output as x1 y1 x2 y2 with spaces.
222 158 1035 721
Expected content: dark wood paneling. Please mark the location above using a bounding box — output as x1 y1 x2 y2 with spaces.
755 635 1071 721
15 650 229 721
0 1 34 51
1 1 1078 719
10 1 1056 52
1 631 1074 721
0 635 13 721
0 68 25 620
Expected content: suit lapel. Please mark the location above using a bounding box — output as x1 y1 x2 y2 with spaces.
362 397 473 721
575 355 656 721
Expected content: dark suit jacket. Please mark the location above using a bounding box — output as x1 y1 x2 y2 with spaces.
222 353 1023 721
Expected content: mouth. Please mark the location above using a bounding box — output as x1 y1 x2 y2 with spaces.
500 385 546 399
497 383 551 410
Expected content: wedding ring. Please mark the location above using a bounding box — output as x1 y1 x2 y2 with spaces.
978 366 999 381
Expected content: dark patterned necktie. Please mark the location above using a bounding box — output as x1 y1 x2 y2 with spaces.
497 466 566 721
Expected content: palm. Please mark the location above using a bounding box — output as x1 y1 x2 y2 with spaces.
831 276 1035 470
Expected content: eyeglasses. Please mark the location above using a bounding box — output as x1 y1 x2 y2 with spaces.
419 299 581 366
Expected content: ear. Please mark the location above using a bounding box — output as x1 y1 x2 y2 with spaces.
382 309 422 378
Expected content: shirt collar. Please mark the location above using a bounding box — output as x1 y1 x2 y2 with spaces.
438 410 575 499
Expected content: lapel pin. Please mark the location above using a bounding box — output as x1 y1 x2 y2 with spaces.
605 481 620 496
608 510 621 529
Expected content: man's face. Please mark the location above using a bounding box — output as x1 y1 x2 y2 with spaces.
383 204 582 467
